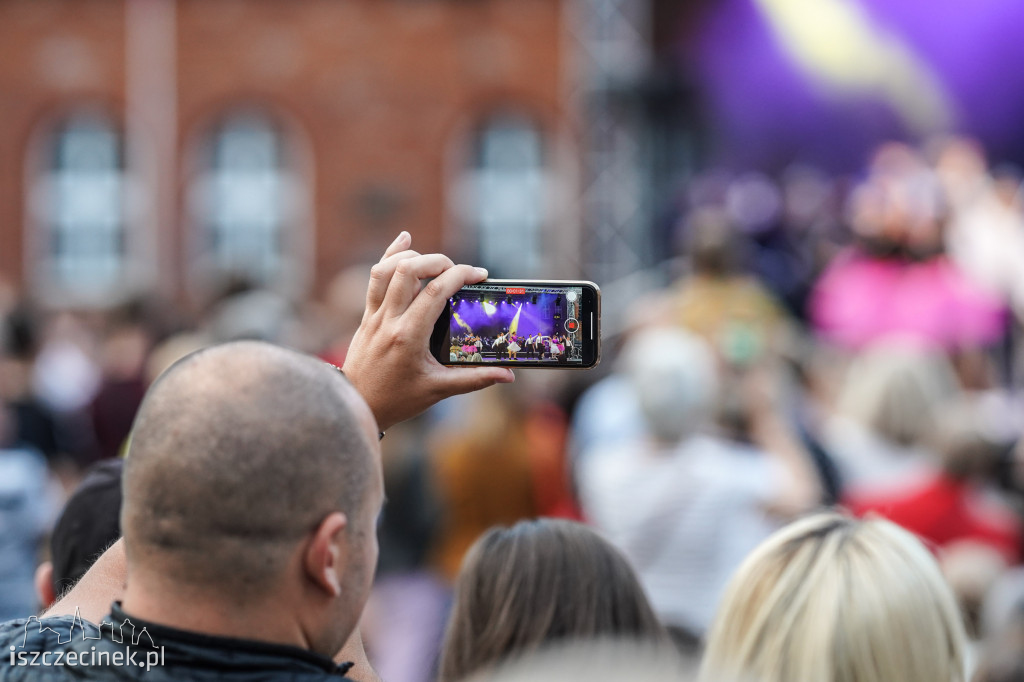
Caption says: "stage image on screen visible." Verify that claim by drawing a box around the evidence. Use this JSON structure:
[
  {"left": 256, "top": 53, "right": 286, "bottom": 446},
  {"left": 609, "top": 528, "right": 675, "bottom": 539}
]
[{"left": 446, "top": 285, "right": 585, "bottom": 364}]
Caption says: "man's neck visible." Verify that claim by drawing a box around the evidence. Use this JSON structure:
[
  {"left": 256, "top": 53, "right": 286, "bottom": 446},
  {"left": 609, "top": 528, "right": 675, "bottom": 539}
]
[{"left": 121, "top": 574, "right": 311, "bottom": 650}]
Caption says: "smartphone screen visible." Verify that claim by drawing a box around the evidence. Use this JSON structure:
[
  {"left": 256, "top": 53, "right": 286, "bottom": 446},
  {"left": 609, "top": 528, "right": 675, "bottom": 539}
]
[{"left": 430, "top": 280, "right": 600, "bottom": 369}]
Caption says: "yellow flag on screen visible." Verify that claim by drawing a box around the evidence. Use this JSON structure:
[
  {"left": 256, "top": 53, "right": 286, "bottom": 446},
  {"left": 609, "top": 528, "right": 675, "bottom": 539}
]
[{"left": 453, "top": 312, "right": 473, "bottom": 333}]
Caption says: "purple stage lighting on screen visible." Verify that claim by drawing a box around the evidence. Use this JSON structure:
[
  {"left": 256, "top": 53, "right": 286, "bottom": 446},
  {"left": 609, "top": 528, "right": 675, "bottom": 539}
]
[{"left": 449, "top": 292, "right": 565, "bottom": 339}]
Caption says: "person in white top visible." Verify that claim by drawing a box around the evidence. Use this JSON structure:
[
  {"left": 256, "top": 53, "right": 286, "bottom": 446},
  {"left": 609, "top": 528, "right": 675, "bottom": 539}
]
[
  {"left": 577, "top": 328, "right": 820, "bottom": 639},
  {"left": 525, "top": 334, "right": 537, "bottom": 359},
  {"left": 820, "top": 343, "right": 958, "bottom": 500}
]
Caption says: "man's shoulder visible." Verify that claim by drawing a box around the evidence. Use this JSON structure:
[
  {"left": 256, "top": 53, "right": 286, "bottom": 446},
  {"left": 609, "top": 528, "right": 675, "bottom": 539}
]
[
  {"left": 2, "top": 617, "right": 359, "bottom": 681},
  {"left": 0, "top": 613, "right": 102, "bottom": 650}
]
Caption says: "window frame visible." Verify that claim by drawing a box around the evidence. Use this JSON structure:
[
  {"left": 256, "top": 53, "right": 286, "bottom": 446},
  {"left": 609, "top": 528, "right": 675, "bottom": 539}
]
[
  {"left": 183, "top": 107, "right": 314, "bottom": 300},
  {"left": 25, "top": 108, "right": 148, "bottom": 306},
  {"left": 449, "top": 110, "right": 559, "bottom": 279}
]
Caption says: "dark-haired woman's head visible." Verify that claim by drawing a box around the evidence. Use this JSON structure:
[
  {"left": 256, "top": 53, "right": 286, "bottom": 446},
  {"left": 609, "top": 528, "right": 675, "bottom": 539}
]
[{"left": 439, "top": 519, "right": 668, "bottom": 682}]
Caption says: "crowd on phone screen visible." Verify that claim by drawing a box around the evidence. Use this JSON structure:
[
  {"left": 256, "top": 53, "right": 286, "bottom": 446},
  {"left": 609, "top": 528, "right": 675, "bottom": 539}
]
[
  {"left": 8, "top": 137, "right": 1024, "bottom": 681},
  {"left": 449, "top": 333, "right": 569, "bottom": 363}
]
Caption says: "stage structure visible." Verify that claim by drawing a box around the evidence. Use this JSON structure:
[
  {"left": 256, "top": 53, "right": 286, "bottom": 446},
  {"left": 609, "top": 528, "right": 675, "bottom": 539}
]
[{"left": 568, "top": 0, "right": 654, "bottom": 285}]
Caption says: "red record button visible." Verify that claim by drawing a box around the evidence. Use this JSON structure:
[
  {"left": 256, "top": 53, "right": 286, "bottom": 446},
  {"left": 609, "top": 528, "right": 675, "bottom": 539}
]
[{"left": 565, "top": 318, "right": 579, "bottom": 333}]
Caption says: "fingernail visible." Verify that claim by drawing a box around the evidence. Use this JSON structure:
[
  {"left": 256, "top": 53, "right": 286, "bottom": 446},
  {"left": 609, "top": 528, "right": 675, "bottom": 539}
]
[
  {"left": 392, "top": 231, "right": 409, "bottom": 245},
  {"left": 500, "top": 369, "right": 515, "bottom": 382},
  {"left": 475, "top": 267, "right": 489, "bottom": 278}
]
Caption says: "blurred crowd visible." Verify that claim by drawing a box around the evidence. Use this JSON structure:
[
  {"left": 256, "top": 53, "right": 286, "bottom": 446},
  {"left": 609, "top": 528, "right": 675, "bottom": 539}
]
[{"left": 8, "top": 135, "right": 1024, "bottom": 679}]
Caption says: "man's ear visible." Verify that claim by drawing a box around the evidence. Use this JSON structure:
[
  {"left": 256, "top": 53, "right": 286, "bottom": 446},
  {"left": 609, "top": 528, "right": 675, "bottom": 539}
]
[
  {"left": 304, "top": 512, "right": 349, "bottom": 598},
  {"left": 35, "top": 561, "right": 55, "bottom": 609}
]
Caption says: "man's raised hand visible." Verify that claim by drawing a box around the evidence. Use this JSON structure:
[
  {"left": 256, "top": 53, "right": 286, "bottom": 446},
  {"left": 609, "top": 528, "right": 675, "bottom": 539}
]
[{"left": 342, "top": 232, "right": 514, "bottom": 431}]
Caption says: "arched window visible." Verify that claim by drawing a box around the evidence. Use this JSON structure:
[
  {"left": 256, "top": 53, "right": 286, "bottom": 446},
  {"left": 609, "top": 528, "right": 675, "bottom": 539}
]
[
  {"left": 188, "top": 110, "right": 308, "bottom": 291},
  {"left": 457, "top": 113, "right": 548, "bottom": 277},
  {"left": 29, "top": 112, "right": 130, "bottom": 298}
]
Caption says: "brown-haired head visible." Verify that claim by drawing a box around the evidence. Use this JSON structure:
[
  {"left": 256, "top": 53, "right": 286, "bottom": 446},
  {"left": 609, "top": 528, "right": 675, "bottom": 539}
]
[{"left": 439, "top": 518, "right": 668, "bottom": 682}]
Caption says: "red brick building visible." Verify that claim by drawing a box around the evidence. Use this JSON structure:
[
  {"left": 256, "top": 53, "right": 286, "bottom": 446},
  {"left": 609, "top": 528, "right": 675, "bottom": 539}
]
[{"left": 0, "top": 0, "right": 579, "bottom": 307}]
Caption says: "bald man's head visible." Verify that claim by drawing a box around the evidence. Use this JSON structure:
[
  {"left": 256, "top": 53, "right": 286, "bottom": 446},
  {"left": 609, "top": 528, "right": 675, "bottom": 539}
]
[{"left": 121, "top": 341, "right": 379, "bottom": 599}]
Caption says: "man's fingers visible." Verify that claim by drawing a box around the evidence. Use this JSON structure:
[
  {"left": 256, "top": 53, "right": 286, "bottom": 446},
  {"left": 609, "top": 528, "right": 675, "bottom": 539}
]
[
  {"left": 365, "top": 249, "right": 421, "bottom": 314},
  {"left": 381, "top": 253, "right": 456, "bottom": 316},
  {"left": 405, "top": 264, "right": 489, "bottom": 330},
  {"left": 363, "top": 231, "right": 415, "bottom": 313},
  {"left": 382, "top": 231, "right": 411, "bottom": 259},
  {"left": 436, "top": 367, "right": 515, "bottom": 398}
]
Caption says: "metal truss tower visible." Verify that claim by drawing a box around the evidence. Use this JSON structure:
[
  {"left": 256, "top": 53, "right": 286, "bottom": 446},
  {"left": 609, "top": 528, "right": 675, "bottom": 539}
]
[{"left": 568, "top": 0, "right": 654, "bottom": 286}]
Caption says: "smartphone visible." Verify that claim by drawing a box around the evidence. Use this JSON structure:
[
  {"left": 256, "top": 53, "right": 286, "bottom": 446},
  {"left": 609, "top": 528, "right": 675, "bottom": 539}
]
[{"left": 431, "top": 280, "right": 600, "bottom": 369}]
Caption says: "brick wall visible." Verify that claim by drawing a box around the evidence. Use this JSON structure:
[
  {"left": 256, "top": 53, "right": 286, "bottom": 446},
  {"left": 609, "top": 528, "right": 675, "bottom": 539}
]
[{"left": 0, "top": 0, "right": 572, "bottom": 304}]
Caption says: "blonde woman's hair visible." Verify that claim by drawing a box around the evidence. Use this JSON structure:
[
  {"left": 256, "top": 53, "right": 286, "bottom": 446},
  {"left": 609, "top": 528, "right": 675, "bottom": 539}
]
[{"left": 700, "top": 512, "right": 967, "bottom": 682}]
